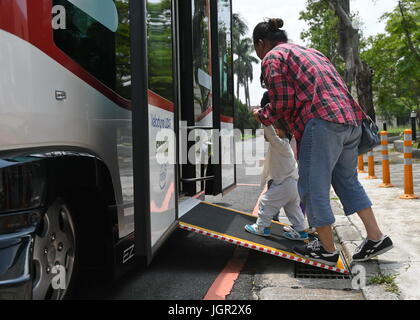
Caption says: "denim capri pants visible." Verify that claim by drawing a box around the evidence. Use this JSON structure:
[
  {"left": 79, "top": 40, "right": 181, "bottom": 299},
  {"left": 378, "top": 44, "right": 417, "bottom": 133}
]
[{"left": 298, "top": 118, "right": 373, "bottom": 228}]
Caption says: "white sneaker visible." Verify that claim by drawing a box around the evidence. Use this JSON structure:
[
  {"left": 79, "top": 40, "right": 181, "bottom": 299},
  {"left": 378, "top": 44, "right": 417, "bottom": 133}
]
[{"left": 283, "top": 225, "right": 316, "bottom": 235}]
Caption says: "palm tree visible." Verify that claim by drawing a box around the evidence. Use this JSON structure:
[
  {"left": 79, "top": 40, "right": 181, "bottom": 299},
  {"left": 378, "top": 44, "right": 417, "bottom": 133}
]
[
  {"left": 234, "top": 37, "right": 259, "bottom": 108},
  {"left": 233, "top": 13, "right": 248, "bottom": 49},
  {"left": 233, "top": 14, "right": 259, "bottom": 109}
]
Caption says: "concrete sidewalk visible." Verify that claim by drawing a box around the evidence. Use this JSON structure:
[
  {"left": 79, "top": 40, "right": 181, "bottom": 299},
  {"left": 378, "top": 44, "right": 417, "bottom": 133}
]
[{"left": 332, "top": 147, "right": 420, "bottom": 300}]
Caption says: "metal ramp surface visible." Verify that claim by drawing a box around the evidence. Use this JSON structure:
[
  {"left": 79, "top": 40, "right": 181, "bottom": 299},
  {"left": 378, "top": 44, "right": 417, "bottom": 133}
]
[{"left": 179, "top": 202, "right": 350, "bottom": 275}]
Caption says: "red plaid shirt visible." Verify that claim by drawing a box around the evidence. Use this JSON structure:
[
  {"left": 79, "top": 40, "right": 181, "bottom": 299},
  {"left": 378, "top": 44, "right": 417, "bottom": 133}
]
[{"left": 259, "top": 43, "right": 364, "bottom": 143}]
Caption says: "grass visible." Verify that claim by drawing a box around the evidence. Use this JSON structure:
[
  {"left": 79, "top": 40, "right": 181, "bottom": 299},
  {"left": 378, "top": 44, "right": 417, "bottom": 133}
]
[
  {"left": 386, "top": 127, "right": 407, "bottom": 136},
  {"left": 241, "top": 134, "right": 256, "bottom": 141},
  {"left": 368, "top": 273, "right": 400, "bottom": 296}
]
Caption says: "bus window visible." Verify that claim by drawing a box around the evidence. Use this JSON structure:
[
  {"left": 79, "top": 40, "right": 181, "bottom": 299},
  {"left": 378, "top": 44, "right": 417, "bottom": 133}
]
[
  {"left": 53, "top": 0, "right": 132, "bottom": 100},
  {"left": 147, "top": 0, "right": 174, "bottom": 102},
  {"left": 192, "top": 0, "right": 212, "bottom": 124},
  {"left": 115, "top": 1, "right": 132, "bottom": 100},
  {"left": 218, "top": 0, "right": 234, "bottom": 118},
  {"left": 53, "top": 0, "right": 116, "bottom": 90}
]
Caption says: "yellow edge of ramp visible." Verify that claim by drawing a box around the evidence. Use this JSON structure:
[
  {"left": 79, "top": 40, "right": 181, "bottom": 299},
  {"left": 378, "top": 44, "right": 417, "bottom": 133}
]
[{"left": 179, "top": 219, "right": 350, "bottom": 275}]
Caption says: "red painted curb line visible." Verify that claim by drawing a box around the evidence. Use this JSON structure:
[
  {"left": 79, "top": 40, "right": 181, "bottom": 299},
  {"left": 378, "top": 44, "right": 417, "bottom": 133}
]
[
  {"left": 203, "top": 187, "right": 266, "bottom": 300},
  {"left": 203, "top": 247, "right": 249, "bottom": 300}
]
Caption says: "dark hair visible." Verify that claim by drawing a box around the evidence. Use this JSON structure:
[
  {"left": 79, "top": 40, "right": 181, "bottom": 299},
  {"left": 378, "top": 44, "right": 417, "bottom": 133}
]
[{"left": 253, "top": 18, "right": 288, "bottom": 45}]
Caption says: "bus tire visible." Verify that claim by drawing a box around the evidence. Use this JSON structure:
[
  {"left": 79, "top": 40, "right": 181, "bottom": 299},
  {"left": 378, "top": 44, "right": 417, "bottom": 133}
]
[{"left": 32, "top": 197, "right": 80, "bottom": 300}]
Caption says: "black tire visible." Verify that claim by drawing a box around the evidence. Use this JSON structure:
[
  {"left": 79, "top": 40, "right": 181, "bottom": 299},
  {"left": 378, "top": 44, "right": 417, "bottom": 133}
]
[
  {"left": 32, "top": 188, "right": 113, "bottom": 300},
  {"left": 32, "top": 197, "right": 80, "bottom": 300},
  {"left": 62, "top": 189, "right": 114, "bottom": 299}
]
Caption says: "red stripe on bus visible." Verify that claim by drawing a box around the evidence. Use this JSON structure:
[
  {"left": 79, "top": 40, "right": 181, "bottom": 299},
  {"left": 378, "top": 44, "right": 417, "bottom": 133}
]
[
  {"left": 0, "top": 1, "right": 133, "bottom": 110},
  {"left": 220, "top": 115, "right": 234, "bottom": 123},
  {"left": 148, "top": 90, "right": 174, "bottom": 112},
  {"left": 196, "top": 107, "right": 213, "bottom": 123}
]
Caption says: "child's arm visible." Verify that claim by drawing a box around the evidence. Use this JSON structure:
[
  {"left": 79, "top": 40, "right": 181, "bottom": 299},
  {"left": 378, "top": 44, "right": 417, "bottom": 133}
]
[{"left": 263, "top": 125, "right": 290, "bottom": 151}]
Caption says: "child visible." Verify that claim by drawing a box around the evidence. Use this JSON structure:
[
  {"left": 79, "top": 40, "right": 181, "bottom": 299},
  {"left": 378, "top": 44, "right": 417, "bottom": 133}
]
[{"left": 245, "top": 119, "right": 308, "bottom": 241}]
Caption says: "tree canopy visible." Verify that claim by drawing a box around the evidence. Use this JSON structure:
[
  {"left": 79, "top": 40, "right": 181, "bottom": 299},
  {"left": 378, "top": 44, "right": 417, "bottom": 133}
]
[
  {"left": 361, "top": 0, "right": 419, "bottom": 120},
  {"left": 300, "top": 0, "right": 420, "bottom": 123}
]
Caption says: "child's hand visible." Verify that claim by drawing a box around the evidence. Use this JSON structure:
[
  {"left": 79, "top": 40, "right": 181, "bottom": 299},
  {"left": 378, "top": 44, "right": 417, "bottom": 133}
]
[{"left": 252, "top": 108, "right": 262, "bottom": 123}]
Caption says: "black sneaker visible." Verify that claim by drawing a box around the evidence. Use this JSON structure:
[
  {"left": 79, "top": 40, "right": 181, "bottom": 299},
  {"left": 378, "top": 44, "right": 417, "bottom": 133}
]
[
  {"left": 293, "top": 239, "right": 340, "bottom": 266},
  {"left": 352, "top": 235, "right": 394, "bottom": 262}
]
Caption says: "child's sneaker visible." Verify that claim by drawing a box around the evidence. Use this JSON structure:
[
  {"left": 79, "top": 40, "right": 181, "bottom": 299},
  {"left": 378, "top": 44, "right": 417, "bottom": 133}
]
[
  {"left": 283, "top": 228, "right": 308, "bottom": 241},
  {"left": 245, "top": 224, "right": 271, "bottom": 237}
]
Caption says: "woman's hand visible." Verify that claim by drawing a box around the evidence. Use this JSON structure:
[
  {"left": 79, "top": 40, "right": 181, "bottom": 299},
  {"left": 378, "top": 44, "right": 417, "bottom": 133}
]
[{"left": 252, "top": 108, "right": 262, "bottom": 123}]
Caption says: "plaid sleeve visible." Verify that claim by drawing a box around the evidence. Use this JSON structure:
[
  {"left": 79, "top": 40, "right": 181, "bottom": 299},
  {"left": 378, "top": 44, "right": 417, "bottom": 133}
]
[{"left": 258, "top": 57, "right": 296, "bottom": 126}]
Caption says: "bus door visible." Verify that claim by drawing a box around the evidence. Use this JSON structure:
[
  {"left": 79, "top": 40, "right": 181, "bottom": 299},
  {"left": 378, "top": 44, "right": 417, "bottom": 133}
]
[
  {"left": 177, "top": 0, "right": 236, "bottom": 201},
  {"left": 214, "top": 0, "right": 236, "bottom": 195},
  {"left": 131, "top": 0, "right": 179, "bottom": 263}
]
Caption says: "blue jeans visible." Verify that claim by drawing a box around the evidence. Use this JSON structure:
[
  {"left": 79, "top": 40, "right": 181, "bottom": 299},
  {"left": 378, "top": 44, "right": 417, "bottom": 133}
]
[{"left": 298, "top": 118, "right": 372, "bottom": 228}]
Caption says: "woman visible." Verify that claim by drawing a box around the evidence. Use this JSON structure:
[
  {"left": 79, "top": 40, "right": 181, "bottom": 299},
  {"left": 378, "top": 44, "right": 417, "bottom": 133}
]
[{"left": 252, "top": 18, "right": 393, "bottom": 266}]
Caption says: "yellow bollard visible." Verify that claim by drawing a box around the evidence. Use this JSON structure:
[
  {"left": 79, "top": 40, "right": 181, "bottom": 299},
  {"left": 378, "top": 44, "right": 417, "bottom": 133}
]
[
  {"left": 400, "top": 129, "right": 419, "bottom": 199},
  {"left": 366, "top": 150, "right": 378, "bottom": 180},
  {"left": 379, "top": 131, "right": 394, "bottom": 188},
  {"left": 358, "top": 155, "right": 367, "bottom": 173}
]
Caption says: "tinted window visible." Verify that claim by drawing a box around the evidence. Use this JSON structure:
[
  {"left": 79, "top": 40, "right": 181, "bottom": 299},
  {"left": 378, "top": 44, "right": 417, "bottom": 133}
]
[
  {"left": 192, "top": 0, "right": 212, "bottom": 122},
  {"left": 115, "top": 1, "right": 132, "bottom": 100},
  {"left": 53, "top": 0, "right": 132, "bottom": 100},
  {"left": 147, "top": 0, "right": 174, "bottom": 102},
  {"left": 218, "top": 0, "right": 233, "bottom": 118}
]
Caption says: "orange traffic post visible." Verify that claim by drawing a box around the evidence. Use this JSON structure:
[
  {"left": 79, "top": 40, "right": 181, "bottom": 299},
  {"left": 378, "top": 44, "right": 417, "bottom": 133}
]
[
  {"left": 358, "top": 155, "right": 367, "bottom": 173},
  {"left": 400, "top": 129, "right": 419, "bottom": 199},
  {"left": 366, "top": 150, "right": 378, "bottom": 179},
  {"left": 379, "top": 131, "right": 394, "bottom": 188}
]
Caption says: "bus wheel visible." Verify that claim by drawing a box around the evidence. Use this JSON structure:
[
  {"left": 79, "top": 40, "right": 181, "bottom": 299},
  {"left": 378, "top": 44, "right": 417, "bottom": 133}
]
[{"left": 32, "top": 198, "right": 78, "bottom": 300}]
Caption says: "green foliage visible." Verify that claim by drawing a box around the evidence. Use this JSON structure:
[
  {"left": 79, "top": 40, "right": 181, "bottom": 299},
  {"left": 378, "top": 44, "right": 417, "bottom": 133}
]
[
  {"left": 147, "top": 0, "right": 174, "bottom": 101},
  {"left": 115, "top": 0, "right": 174, "bottom": 101},
  {"left": 234, "top": 99, "right": 261, "bottom": 133},
  {"left": 299, "top": 0, "right": 420, "bottom": 122},
  {"left": 361, "top": 0, "right": 420, "bottom": 121},
  {"left": 299, "top": 0, "right": 346, "bottom": 75},
  {"left": 368, "top": 273, "right": 401, "bottom": 295}
]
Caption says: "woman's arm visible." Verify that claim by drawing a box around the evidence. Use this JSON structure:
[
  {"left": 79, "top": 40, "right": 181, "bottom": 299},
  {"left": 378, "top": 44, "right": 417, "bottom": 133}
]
[{"left": 258, "top": 58, "right": 296, "bottom": 126}]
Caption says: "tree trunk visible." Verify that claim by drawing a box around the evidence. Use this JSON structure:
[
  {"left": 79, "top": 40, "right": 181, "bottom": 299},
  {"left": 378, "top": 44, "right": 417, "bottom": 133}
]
[
  {"left": 236, "top": 76, "right": 240, "bottom": 101},
  {"left": 356, "top": 61, "right": 375, "bottom": 121},
  {"left": 245, "top": 80, "right": 249, "bottom": 109},
  {"left": 328, "top": 0, "right": 376, "bottom": 119}
]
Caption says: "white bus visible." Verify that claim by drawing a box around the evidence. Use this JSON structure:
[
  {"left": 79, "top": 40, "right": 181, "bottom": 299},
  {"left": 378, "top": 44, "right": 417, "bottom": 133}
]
[{"left": 0, "top": 0, "right": 236, "bottom": 299}]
